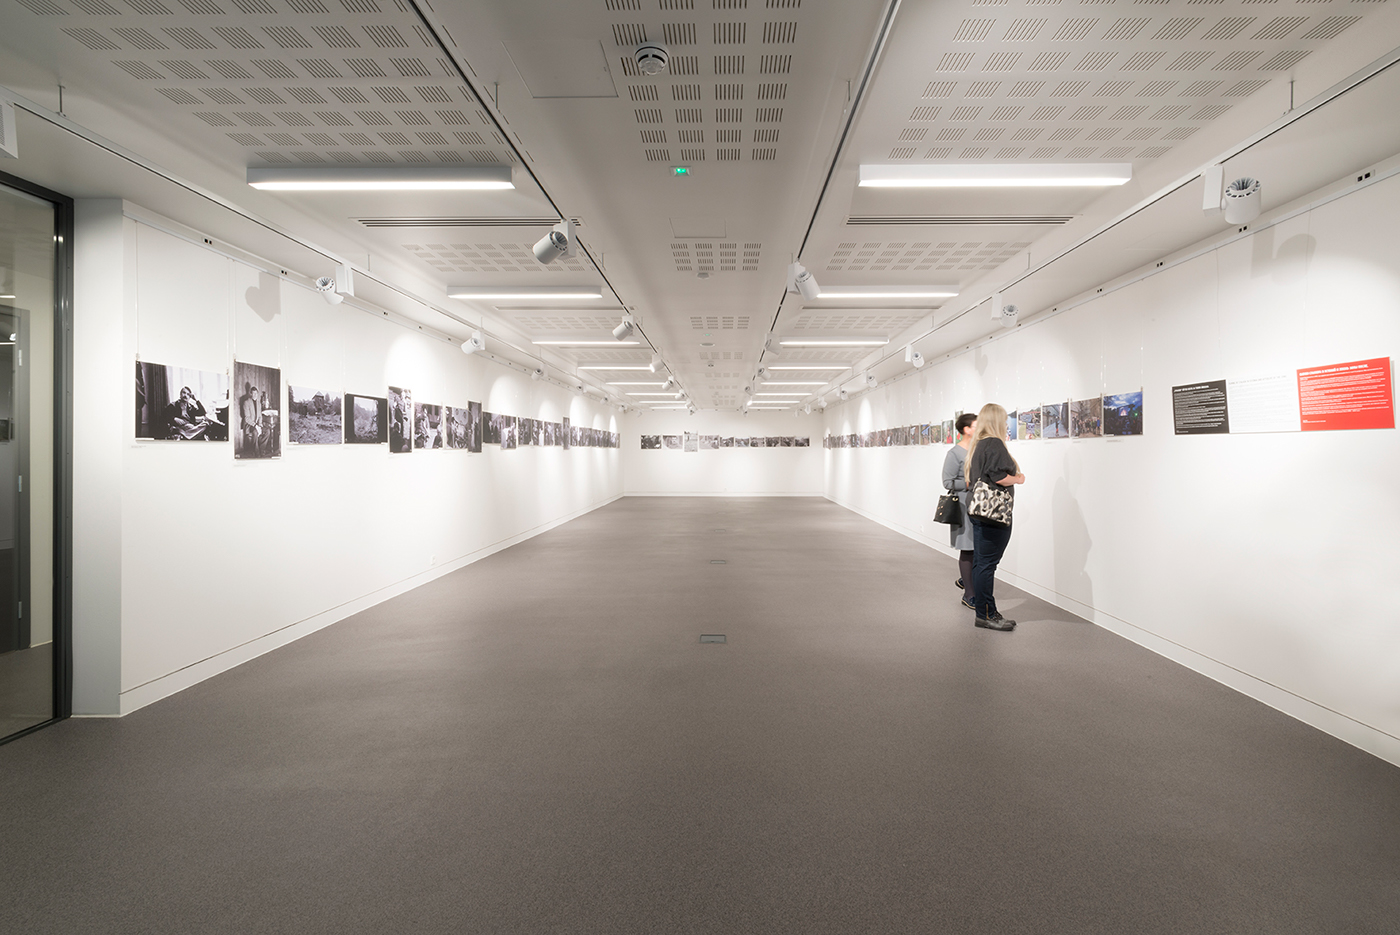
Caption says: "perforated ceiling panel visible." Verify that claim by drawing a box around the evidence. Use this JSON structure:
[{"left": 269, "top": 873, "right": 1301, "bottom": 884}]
[
  {"left": 878, "top": 1, "right": 1372, "bottom": 165},
  {"left": 22, "top": 0, "right": 514, "bottom": 168},
  {"left": 825, "top": 240, "right": 1031, "bottom": 271},
  {"left": 786, "top": 311, "right": 926, "bottom": 333},
  {"left": 671, "top": 241, "right": 761, "bottom": 272},
  {"left": 402, "top": 242, "right": 589, "bottom": 273},
  {"left": 608, "top": 0, "right": 802, "bottom": 166},
  {"left": 689, "top": 313, "right": 751, "bottom": 330}
]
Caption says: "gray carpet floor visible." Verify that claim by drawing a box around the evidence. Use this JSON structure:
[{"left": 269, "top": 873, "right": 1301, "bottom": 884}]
[{"left": 2, "top": 497, "right": 1398, "bottom": 934}]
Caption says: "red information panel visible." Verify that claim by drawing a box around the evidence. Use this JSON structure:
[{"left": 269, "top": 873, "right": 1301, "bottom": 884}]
[{"left": 1296, "top": 357, "right": 1394, "bottom": 431}]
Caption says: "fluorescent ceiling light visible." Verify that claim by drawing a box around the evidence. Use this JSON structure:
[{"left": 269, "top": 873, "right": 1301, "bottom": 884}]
[
  {"left": 247, "top": 165, "right": 514, "bottom": 191},
  {"left": 747, "top": 407, "right": 790, "bottom": 410},
  {"left": 0, "top": 294, "right": 14, "bottom": 299},
  {"left": 779, "top": 339, "right": 889, "bottom": 347},
  {"left": 628, "top": 392, "right": 683, "bottom": 397},
  {"left": 608, "top": 382, "right": 668, "bottom": 386},
  {"left": 448, "top": 286, "right": 603, "bottom": 300},
  {"left": 815, "top": 288, "right": 958, "bottom": 299},
  {"left": 755, "top": 393, "right": 804, "bottom": 397},
  {"left": 533, "top": 340, "right": 641, "bottom": 346},
  {"left": 769, "top": 365, "right": 851, "bottom": 371},
  {"left": 859, "top": 163, "right": 1132, "bottom": 188},
  {"left": 760, "top": 382, "right": 825, "bottom": 386},
  {"left": 579, "top": 365, "right": 656, "bottom": 370}
]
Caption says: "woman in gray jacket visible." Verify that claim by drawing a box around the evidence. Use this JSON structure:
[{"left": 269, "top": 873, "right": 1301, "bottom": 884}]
[{"left": 941, "top": 413, "right": 978, "bottom": 609}]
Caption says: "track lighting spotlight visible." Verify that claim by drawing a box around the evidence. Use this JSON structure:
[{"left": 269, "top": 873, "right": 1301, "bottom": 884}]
[
  {"left": 315, "top": 276, "right": 343, "bottom": 305},
  {"left": 904, "top": 345, "right": 925, "bottom": 368},
  {"left": 998, "top": 305, "right": 1019, "bottom": 328},
  {"left": 612, "top": 313, "right": 636, "bottom": 341},
  {"left": 787, "top": 262, "right": 820, "bottom": 300},
  {"left": 864, "top": 372, "right": 877, "bottom": 388},
  {"left": 756, "top": 366, "right": 770, "bottom": 380},
  {"left": 461, "top": 330, "right": 485, "bottom": 354},
  {"left": 1222, "top": 177, "right": 1262, "bottom": 224},
  {"left": 662, "top": 376, "right": 675, "bottom": 390},
  {"left": 764, "top": 334, "right": 782, "bottom": 358},
  {"left": 839, "top": 389, "right": 849, "bottom": 401},
  {"left": 533, "top": 219, "right": 575, "bottom": 265},
  {"left": 316, "top": 262, "right": 354, "bottom": 304},
  {"left": 649, "top": 354, "right": 662, "bottom": 373},
  {"left": 531, "top": 367, "right": 543, "bottom": 380},
  {"left": 817, "top": 397, "right": 827, "bottom": 411}
]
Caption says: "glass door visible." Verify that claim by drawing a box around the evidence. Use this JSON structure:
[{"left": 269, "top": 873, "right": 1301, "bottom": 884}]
[{"left": 0, "top": 178, "right": 59, "bottom": 743}]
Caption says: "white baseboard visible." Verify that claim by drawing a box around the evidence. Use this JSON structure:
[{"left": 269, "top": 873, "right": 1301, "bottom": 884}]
[
  {"left": 622, "top": 491, "right": 824, "bottom": 497},
  {"left": 827, "top": 495, "right": 1400, "bottom": 770},
  {"left": 110, "top": 494, "right": 623, "bottom": 717}
]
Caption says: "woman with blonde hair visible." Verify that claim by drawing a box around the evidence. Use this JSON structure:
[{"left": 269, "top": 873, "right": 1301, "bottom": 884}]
[{"left": 965, "top": 402, "right": 1025, "bottom": 632}]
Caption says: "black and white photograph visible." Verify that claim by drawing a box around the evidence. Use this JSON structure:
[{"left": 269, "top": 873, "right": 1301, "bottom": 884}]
[
  {"left": 1042, "top": 402, "right": 1070, "bottom": 439},
  {"left": 517, "top": 417, "right": 532, "bottom": 447},
  {"left": 501, "top": 414, "right": 517, "bottom": 450},
  {"left": 641, "top": 435, "right": 661, "bottom": 449},
  {"left": 445, "top": 406, "right": 471, "bottom": 449},
  {"left": 344, "top": 393, "right": 387, "bottom": 444},
  {"left": 467, "top": 401, "right": 482, "bottom": 452},
  {"left": 1102, "top": 391, "right": 1144, "bottom": 436},
  {"left": 795, "top": 436, "right": 810, "bottom": 447},
  {"left": 721, "top": 436, "right": 734, "bottom": 448},
  {"left": 233, "top": 360, "right": 282, "bottom": 460},
  {"left": 780, "top": 436, "right": 793, "bottom": 447},
  {"left": 1071, "top": 397, "right": 1103, "bottom": 438},
  {"left": 700, "top": 434, "right": 720, "bottom": 450},
  {"left": 562, "top": 416, "right": 571, "bottom": 450},
  {"left": 663, "top": 435, "right": 681, "bottom": 449},
  {"left": 414, "top": 402, "right": 443, "bottom": 450},
  {"left": 734, "top": 436, "right": 751, "bottom": 448},
  {"left": 288, "top": 386, "right": 341, "bottom": 444},
  {"left": 532, "top": 418, "right": 544, "bottom": 446},
  {"left": 135, "top": 360, "right": 229, "bottom": 441},
  {"left": 482, "top": 411, "right": 500, "bottom": 446},
  {"left": 684, "top": 432, "right": 697, "bottom": 452},
  {"left": 388, "top": 386, "right": 412, "bottom": 453}
]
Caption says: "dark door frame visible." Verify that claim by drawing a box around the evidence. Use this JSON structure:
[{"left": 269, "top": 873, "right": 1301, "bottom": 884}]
[{"left": 0, "top": 167, "right": 74, "bottom": 744}]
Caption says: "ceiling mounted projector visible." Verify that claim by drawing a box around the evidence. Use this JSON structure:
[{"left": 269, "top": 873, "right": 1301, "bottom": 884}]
[
  {"left": 461, "top": 330, "right": 485, "bottom": 355},
  {"left": 533, "top": 219, "right": 575, "bottom": 265},
  {"left": 612, "top": 313, "right": 635, "bottom": 341},
  {"left": 635, "top": 42, "right": 669, "bottom": 76},
  {"left": 1222, "top": 177, "right": 1262, "bottom": 224},
  {"left": 788, "top": 262, "right": 820, "bottom": 300}
]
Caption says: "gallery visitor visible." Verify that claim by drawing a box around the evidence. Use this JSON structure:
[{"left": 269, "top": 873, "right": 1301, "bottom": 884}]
[
  {"left": 965, "top": 402, "right": 1025, "bottom": 632},
  {"left": 941, "top": 413, "right": 978, "bottom": 610}
]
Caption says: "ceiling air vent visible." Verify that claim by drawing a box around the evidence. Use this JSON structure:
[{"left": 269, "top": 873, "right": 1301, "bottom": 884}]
[{"left": 846, "top": 216, "right": 1074, "bottom": 226}]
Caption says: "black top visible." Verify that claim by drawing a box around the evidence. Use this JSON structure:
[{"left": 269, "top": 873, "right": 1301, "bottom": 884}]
[{"left": 968, "top": 436, "right": 1017, "bottom": 495}]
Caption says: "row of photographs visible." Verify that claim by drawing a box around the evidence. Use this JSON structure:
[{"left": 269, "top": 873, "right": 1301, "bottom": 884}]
[
  {"left": 823, "top": 391, "right": 1145, "bottom": 448},
  {"left": 135, "top": 360, "right": 618, "bottom": 459},
  {"left": 640, "top": 434, "right": 812, "bottom": 450}
]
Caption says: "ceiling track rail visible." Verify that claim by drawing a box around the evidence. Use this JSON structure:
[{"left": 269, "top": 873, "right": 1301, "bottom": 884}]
[
  {"left": 0, "top": 84, "right": 623, "bottom": 399},
  {"left": 402, "top": 0, "right": 682, "bottom": 408},
  {"left": 759, "top": 0, "right": 906, "bottom": 361},
  {"left": 808, "top": 38, "right": 1400, "bottom": 404}
]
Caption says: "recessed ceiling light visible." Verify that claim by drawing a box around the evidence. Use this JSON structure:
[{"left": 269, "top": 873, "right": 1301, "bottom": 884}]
[
  {"left": 533, "top": 340, "right": 642, "bottom": 346},
  {"left": 859, "top": 163, "right": 1132, "bottom": 188},
  {"left": 449, "top": 286, "right": 603, "bottom": 300},
  {"left": 247, "top": 165, "right": 514, "bottom": 191},
  {"left": 700, "top": 342, "right": 714, "bottom": 347},
  {"left": 779, "top": 339, "right": 889, "bottom": 347},
  {"left": 815, "top": 288, "right": 958, "bottom": 299}
]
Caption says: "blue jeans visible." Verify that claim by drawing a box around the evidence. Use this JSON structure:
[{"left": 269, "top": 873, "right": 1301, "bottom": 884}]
[{"left": 972, "top": 521, "right": 1013, "bottom": 618}]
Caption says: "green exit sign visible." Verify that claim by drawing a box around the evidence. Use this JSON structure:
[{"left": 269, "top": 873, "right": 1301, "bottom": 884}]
[{"left": 671, "top": 166, "right": 691, "bottom": 177}]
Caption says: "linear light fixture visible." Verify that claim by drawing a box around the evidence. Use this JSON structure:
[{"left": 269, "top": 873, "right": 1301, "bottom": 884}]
[
  {"left": 779, "top": 338, "right": 889, "bottom": 347},
  {"left": 608, "top": 382, "right": 668, "bottom": 386},
  {"left": 759, "top": 382, "right": 826, "bottom": 386},
  {"left": 768, "top": 365, "right": 851, "bottom": 371},
  {"left": 448, "top": 286, "right": 603, "bottom": 300},
  {"left": 247, "top": 165, "right": 514, "bottom": 191},
  {"left": 533, "top": 340, "right": 642, "bottom": 346},
  {"left": 579, "top": 365, "right": 656, "bottom": 370},
  {"left": 628, "top": 392, "right": 684, "bottom": 397},
  {"left": 815, "top": 287, "right": 958, "bottom": 299},
  {"left": 859, "top": 163, "right": 1132, "bottom": 188},
  {"left": 755, "top": 393, "right": 804, "bottom": 397}
]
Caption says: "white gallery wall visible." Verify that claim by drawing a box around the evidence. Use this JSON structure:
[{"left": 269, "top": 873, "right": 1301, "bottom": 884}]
[
  {"left": 622, "top": 409, "right": 823, "bottom": 495},
  {"left": 822, "top": 172, "right": 1400, "bottom": 766},
  {"left": 73, "top": 200, "right": 623, "bottom": 716}
]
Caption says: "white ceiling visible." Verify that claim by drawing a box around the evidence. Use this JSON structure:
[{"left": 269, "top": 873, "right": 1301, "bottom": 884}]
[{"left": 0, "top": 0, "right": 1396, "bottom": 408}]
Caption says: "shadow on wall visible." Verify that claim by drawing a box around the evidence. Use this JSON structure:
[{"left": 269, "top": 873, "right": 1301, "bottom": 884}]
[
  {"left": 1251, "top": 227, "right": 1316, "bottom": 283},
  {"left": 1052, "top": 449, "right": 1094, "bottom": 611},
  {"left": 245, "top": 271, "right": 283, "bottom": 323}
]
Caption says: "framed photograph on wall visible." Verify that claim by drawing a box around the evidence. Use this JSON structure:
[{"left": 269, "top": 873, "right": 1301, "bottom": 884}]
[
  {"left": 414, "top": 401, "right": 443, "bottom": 449},
  {"left": 344, "top": 394, "right": 388, "bottom": 444},
  {"left": 135, "top": 360, "right": 229, "bottom": 442},
  {"left": 387, "top": 386, "right": 412, "bottom": 453},
  {"left": 289, "top": 386, "right": 341, "bottom": 444},
  {"left": 233, "top": 360, "right": 282, "bottom": 460}
]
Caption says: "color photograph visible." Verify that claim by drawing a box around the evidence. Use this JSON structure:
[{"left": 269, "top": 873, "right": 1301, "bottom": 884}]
[
  {"left": 233, "top": 360, "right": 281, "bottom": 460},
  {"left": 388, "top": 386, "right": 412, "bottom": 453},
  {"left": 1018, "top": 408, "right": 1041, "bottom": 440},
  {"left": 1102, "top": 391, "right": 1144, "bottom": 436},
  {"left": 344, "top": 394, "right": 387, "bottom": 444},
  {"left": 1042, "top": 402, "right": 1070, "bottom": 439},
  {"left": 1071, "top": 397, "right": 1103, "bottom": 438},
  {"left": 1006, "top": 411, "right": 1017, "bottom": 442},
  {"left": 135, "top": 360, "right": 229, "bottom": 441},
  {"left": 414, "top": 402, "right": 443, "bottom": 449},
  {"left": 289, "top": 386, "right": 341, "bottom": 444},
  {"left": 941, "top": 420, "right": 954, "bottom": 444}
]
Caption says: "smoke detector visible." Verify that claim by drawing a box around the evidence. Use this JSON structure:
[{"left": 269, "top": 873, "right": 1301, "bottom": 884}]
[{"left": 635, "top": 43, "right": 669, "bottom": 77}]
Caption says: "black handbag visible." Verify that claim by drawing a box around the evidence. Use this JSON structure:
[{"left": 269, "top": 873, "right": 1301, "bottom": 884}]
[{"left": 934, "top": 490, "right": 962, "bottom": 524}]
